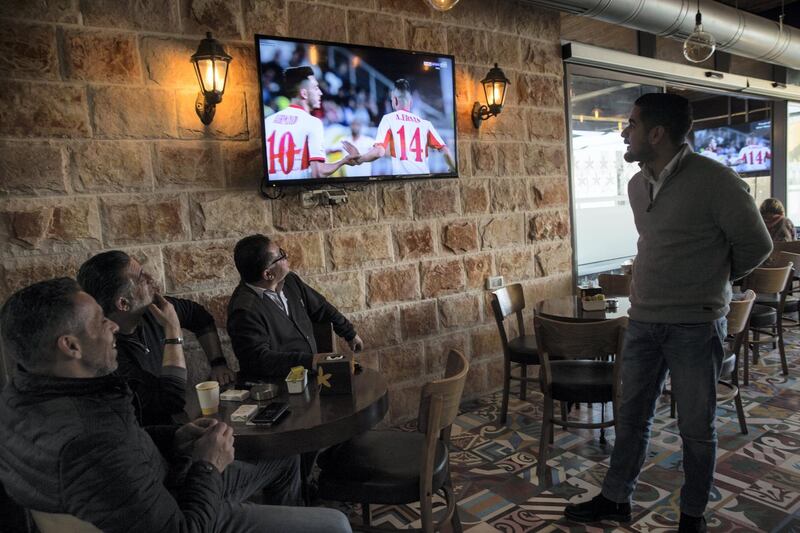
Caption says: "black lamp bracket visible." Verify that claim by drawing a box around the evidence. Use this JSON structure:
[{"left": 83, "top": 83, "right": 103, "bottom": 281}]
[
  {"left": 472, "top": 102, "right": 499, "bottom": 129},
  {"left": 195, "top": 92, "right": 216, "bottom": 125}
]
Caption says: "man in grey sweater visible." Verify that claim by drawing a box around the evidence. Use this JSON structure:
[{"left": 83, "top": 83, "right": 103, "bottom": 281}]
[{"left": 564, "top": 93, "right": 772, "bottom": 532}]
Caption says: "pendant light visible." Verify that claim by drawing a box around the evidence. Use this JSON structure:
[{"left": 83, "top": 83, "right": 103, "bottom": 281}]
[{"left": 683, "top": 0, "right": 716, "bottom": 63}]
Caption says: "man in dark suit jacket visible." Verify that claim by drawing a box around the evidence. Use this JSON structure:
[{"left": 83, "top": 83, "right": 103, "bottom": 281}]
[{"left": 227, "top": 234, "right": 363, "bottom": 380}]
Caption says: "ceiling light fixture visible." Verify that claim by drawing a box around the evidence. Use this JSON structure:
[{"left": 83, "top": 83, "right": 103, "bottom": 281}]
[
  {"left": 683, "top": 0, "right": 716, "bottom": 63},
  {"left": 425, "top": 0, "right": 460, "bottom": 11}
]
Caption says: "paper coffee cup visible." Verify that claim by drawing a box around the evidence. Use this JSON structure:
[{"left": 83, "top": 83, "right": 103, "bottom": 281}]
[{"left": 195, "top": 381, "right": 220, "bottom": 415}]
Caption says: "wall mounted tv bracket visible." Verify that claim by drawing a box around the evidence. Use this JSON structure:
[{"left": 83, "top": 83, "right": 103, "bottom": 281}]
[{"left": 300, "top": 189, "right": 349, "bottom": 208}]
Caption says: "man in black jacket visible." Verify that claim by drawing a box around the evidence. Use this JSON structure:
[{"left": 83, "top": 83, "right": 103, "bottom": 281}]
[
  {"left": 0, "top": 278, "right": 351, "bottom": 532},
  {"left": 78, "top": 250, "right": 236, "bottom": 426},
  {"left": 228, "top": 234, "right": 363, "bottom": 380}
]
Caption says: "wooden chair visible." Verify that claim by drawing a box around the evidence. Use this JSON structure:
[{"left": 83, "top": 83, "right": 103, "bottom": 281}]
[
  {"left": 741, "top": 263, "right": 793, "bottom": 384},
  {"left": 317, "top": 350, "right": 468, "bottom": 533},
  {"left": 533, "top": 315, "right": 626, "bottom": 478},
  {"left": 768, "top": 251, "right": 800, "bottom": 326},
  {"left": 490, "top": 284, "right": 539, "bottom": 424},
  {"left": 29, "top": 510, "right": 101, "bottom": 533},
  {"left": 597, "top": 273, "right": 632, "bottom": 297}
]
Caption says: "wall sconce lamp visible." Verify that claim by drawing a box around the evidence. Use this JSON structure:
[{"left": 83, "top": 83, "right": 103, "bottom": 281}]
[
  {"left": 191, "top": 32, "right": 232, "bottom": 125},
  {"left": 472, "top": 63, "right": 510, "bottom": 129},
  {"left": 425, "top": 0, "right": 460, "bottom": 10}
]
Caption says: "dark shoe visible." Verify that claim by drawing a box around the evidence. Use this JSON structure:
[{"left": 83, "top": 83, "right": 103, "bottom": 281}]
[
  {"left": 564, "top": 494, "right": 631, "bottom": 523},
  {"left": 678, "top": 513, "right": 707, "bottom": 532}
]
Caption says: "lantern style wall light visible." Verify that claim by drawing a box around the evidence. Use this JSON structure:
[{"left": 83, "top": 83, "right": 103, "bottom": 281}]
[
  {"left": 472, "top": 63, "right": 510, "bottom": 129},
  {"left": 191, "top": 32, "right": 232, "bottom": 125},
  {"left": 425, "top": 0, "right": 460, "bottom": 10}
]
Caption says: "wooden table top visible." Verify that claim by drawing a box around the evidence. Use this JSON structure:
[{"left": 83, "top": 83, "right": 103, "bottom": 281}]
[{"left": 535, "top": 295, "right": 631, "bottom": 321}]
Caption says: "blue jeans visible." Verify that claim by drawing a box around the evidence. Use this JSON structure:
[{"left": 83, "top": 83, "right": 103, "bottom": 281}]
[{"left": 601, "top": 318, "right": 726, "bottom": 517}]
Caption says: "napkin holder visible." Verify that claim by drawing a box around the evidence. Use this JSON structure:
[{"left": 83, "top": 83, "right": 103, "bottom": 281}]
[{"left": 315, "top": 353, "right": 354, "bottom": 395}]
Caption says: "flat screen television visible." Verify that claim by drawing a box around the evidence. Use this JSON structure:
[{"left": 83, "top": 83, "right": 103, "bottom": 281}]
[
  {"left": 254, "top": 34, "right": 458, "bottom": 187},
  {"left": 692, "top": 120, "right": 772, "bottom": 176}
]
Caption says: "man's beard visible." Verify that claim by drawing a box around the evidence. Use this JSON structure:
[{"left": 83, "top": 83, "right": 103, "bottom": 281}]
[{"left": 624, "top": 144, "right": 656, "bottom": 164}]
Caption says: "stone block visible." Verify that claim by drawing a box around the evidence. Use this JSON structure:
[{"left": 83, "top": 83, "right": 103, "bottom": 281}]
[
  {"left": 63, "top": 29, "right": 141, "bottom": 83},
  {"left": 507, "top": 5, "right": 559, "bottom": 41},
  {"left": 380, "top": 184, "right": 411, "bottom": 219},
  {"left": 480, "top": 214, "right": 524, "bottom": 249},
  {"left": 0, "top": 253, "right": 89, "bottom": 302},
  {"left": 181, "top": 288, "right": 232, "bottom": 331},
  {"left": 100, "top": 194, "right": 189, "bottom": 246},
  {"left": 225, "top": 43, "right": 258, "bottom": 88},
  {"left": 243, "top": 0, "right": 288, "bottom": 37},
  {"left": 163, "top": 241, "right": 237, "bottom": 292},
  {"left": 526, "top": 110, "right": 566, "bottom": 143},
  {"left": 529, "top": 211, "right": 570, "bottom": 241},
  {"left": 471, "top": 143, "right": 496, "bottom": 176},
  {"left": 92, "top": 86, "right": 177, "bottom": 138},
  {"left": 0, "top": 22, "right": 58, "bottom": 80},
  {"left": 517, "top": 74, "right": 563, "bottom": 108},
  {"left": 470, "top": 323, "right": 503, "bottom": 360},
  {"left": 560, "top": 13, "right": 638, "bottom": 54},
  {"left": 1, "top": 81, "right": 90, "bottom": 138},
  {"left": 521, "top": 39, "right": 562, "bottom": 76},
  {"left": 80, "top": 0, "right": 177, "bottom": 31},
  {"left": 438, "top": 293, "right": 480, "bottom": 328},
  {"left": 328, "top": 226, "right": 393, "bottom": 270},
  {"left": 349, "top": 307, "right": 400, "bottom": 350},
  {"left": 223, "top": 142, "right": 263, "bottom": 189},
  {"left": 420, "top": 258, "right": 465, "bottom": 298},
  {"left": 332, "top": 187, "right": 378, "bottom": 227},
  {"left": 532, "top": 177, "right": 568, "bottom": 207},
  {"left": 442, "top": 221, "right": 478, "bottom": 254},
  {"left": 380, "top": 341, "right": 425, "bottom": 383},
  {"left": 367, "top": 264, "right": 419, "bottom": 307},
  {"left": 273, "top": 194, "right": 331, "bottom": 231},
  {"left": 496, "top": 143, "right": 523, "bottom": 176},
  {"left": 177, "top": 89, "right": 248, "bottom": 140},
  {"left": 142, "top": 37, "right": 197, "bottom": 87},
  {"left": 154, "top": 141, "right": 223, "bottom": 189},
  {"left": 497, "top": 248, "right": 534, "bottom": 283},
  {"left": 488, "top": 34, "right": 521, "bottom": 69},
  {"left": 406, "top": 21, "right": 446, "bottom": 53},
  {"left": 440, "top": 0, "right": 500, "bottom": 30},
  {"left": 463, "top": 359, "right": 488, "bottom": 397},
  {"left": 181, "top": 0, "right": 242, "bottom": 38},
  {"left": 0, "top": 0, "right": 77, "bottom": 22},
  {"left": 189, "top": 191, "right": 271, "bottom": 241},
  {"left": 535, "top": 241, "right": 572, "bottom": 277},
  {"left": 348, "top": 10, "right": 405, "bottom": 49},
  {"left": 424, "top": 332, "right": 469, "bottom": 374},
  {"left": 460, "top": 179, "right": 490, "bottom": 214},
  {"left": 400, "top": 300, "right": 438, "bottom": 340},
  {"left": 457, "top": 141, "right": 472, "bottom": 177},
  {"left": 479, "top": 106, "right": 525, "bottom": 141},
  {"left": 307, "top": 272, "right": 364, "bottom": 313},
  {"left": 525, "top": 273, "right": 573, "bottom": 305},
  {"left": 412, "top": 182, "right": 459, "bottom": 219},
  {"left": 379, "top": 0, "right": 430, "bottom": 16},
  {"left": 69, "top": 141, "right": 152, "bottom": 193},
  {"left": 280, "top": 232, "right": 325, "bottom": 275},
  {"left": 491, "top": 178, "right": 531, "bottom": 212},
  {"left": 523, "top": 145, "right": 566, "bottom": 176},
  {"left": 288, "top": 3, "right": 347, "bottom": 43},
  {"left": 0, "top": 197, "right": 101, "bottom": 254},
  {"left": 394, "top": 222, "right": 435, "bottom": 260},
  {"left": 0, "top": 141, "right": 67, "bottom": 195},
  {"left": 447, "top": 27, "right": 488, "bottom": 64},
  {"left": 464, "top": 252, "right": 494, "bottom": 290},
  {"left": 386, "top": 382, "right": 423, "bottom": 425}
]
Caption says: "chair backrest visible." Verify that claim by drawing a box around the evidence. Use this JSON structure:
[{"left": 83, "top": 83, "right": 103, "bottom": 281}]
[
  {"left": 597, "top": 273, "right": 632, "bottom": 297},
  {"left": 727, "top": 290, "right": 756, "bottom": 336},
  {"left": 417, "top": 349, "right": 469, "bottom": 437},
  {"left": 30, "top": 510, "right": 102, "bottom": 533},
  {"left": 742, "top": 263, "right": 793, "bottom": 293},
  {"left": 534, "top": 315, "right": 626, "bottom": 362},
  {"left": 775, "top": 251, "right": 800, "bottom": 270},
  {"left": 490, "top": 283, "right": 526, "bottom": 343}
]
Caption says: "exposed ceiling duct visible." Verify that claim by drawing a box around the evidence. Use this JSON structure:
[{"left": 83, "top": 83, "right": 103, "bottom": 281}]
[{"left": 519, "top": 0, "right": 800, "bottom": 69}]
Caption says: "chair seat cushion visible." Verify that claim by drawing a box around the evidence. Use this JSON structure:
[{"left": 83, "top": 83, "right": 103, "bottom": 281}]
[
  {"left": 549, "top": 360, "right": 614, "bottom": 403},
  {"left": 749, "top": 304, "right": 777, "bottom": 328},
  {"left": 317, "top": 430, "right": 449, "bottom": 505},
  {"left": 508, "top": 335, "right": 539, "bottom": 364},
  {"left": 756, "top": 293, "right": 799, "bottom": 313}
]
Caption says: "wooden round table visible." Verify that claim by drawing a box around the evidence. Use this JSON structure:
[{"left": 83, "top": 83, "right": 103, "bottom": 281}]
[
  {"left": 535, "top": 295, "right": 631, "bottom": 321},
  {"left": 186, "top": 368, "right": 389, "bottom": 460}
]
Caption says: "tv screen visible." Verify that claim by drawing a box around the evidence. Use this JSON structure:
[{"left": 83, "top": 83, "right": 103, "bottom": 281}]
[
  {"left": 692, "top": 120, "right": 772, "bottom": 176},
  {"left": 255, "top": 35, "right": 458, "bottom": 186}
]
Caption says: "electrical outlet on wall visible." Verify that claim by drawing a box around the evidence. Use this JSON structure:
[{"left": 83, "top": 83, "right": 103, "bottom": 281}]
[{"left": 485, "top": 276, "right": 505, "bottom": 290}]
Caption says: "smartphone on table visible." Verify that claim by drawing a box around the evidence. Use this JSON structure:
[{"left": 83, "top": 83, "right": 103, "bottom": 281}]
[{"left": 250, "top": 401, "right": 289, "bottom": 426}]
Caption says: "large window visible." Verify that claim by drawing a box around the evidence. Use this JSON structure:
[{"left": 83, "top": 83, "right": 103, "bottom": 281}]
[{"left": 786, "top": 102, "right": 800, "bottom": 224}]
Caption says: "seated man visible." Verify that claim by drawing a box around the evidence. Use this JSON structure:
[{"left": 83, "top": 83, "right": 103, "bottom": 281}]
[
  {"left": 228, "top": 234, "right": 363, "bottom": 379},
  {"left": 77, "top": 251, "right": 236, "bottom": 426},
  {"left": 0, "top": 278, "right": 351, "bottom": 533}
]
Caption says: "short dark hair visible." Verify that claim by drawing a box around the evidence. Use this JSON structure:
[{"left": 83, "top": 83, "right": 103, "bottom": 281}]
[
  {"left": 284, "top": 66, "right": 314, "bottom": 99},
  {"left": 234, "top": 234, "right": 274, "bottom": 284},
  {"left": 0, "top": 278, "right": 83, "bottom": 371},
  {"left": 760, "top": 197, "right": 785, "bottom": 217},
  {"left": 77, "top": 251, "right": 131, "bottom": 315},
  {"left": 634, "top": 93, "right": 693, "bottom": 146}
]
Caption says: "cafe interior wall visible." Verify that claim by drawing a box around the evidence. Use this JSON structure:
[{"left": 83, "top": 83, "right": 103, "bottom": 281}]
[{"left": 0, "top": 0, "right": 577, "bottom": 424}]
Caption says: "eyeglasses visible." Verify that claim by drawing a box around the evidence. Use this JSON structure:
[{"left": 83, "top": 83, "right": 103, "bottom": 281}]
[{"left": 267, "top": 248, "right": 288, "bottom": 269}]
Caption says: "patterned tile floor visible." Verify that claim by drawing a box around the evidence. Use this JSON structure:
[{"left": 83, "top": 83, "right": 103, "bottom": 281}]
[{"left": 331, "top": 335, "right": 800, "bottom": 532}]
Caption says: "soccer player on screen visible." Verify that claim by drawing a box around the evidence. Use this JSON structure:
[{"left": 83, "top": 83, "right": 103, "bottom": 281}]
[
  {"left": 264, "top": 66, "right": 354, "bottom": 180},
  {"left": 347, "top": 79, "right": 455, "bottom": 176},
  {"left": 735, "top": 136, "right": 771, "bottom": 173}
]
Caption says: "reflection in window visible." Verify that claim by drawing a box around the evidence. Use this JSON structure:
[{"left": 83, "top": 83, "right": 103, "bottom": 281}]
[{"left": 786, "top": 103, "right": 800, "bottom": 226}]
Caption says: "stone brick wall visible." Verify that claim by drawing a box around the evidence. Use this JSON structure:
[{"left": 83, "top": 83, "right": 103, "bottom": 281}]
[{"left": 0, "top": 0, "right": 573, "bottom": 423}]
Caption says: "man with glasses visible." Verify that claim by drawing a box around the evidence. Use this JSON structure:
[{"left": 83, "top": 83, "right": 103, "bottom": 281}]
[
  {"left": 228, "top": 234, "right": 363, "bottom": 380},
  {"left": 77, "top": 251, "right": 237, "bottom": 426}
]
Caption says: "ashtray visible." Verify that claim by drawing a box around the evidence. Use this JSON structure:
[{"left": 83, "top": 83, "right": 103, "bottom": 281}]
[{"left": 251, "top": 384, "right": 279, "bottom": 401}]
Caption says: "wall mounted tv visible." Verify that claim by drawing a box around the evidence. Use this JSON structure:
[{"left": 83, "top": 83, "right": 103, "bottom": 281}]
[
  {"left": 255, "top": 34, "right": 458, "bottom": 187},
  {"left": 692, "top": 120, "right": 772, "bottom": 176}
]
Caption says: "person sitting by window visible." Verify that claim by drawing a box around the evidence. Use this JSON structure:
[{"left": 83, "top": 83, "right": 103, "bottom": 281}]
[{"left": 760, "top": 197, "right": 796, "bottom": 242}]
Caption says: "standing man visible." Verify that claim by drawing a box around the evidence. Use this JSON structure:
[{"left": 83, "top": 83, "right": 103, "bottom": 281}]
[
  {"left": 77, "top": 251, "right": 236, "bottom": 426},
  {"left": 227, "top": 234, "right": 363, "bottom": 380},
  {"left": 564, "top": 93, "right": 772, "bottom": 532},
  {"left": 349, "top": 78, "right": 455, "bottom": 176},
  {"left": 264, "top": 66, "right": 355, "bottom": 181}
]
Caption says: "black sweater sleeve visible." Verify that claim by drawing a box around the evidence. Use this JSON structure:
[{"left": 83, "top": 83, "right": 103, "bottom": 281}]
[{"left": 168, "top": 296, "right": 217, "bottom": 336}]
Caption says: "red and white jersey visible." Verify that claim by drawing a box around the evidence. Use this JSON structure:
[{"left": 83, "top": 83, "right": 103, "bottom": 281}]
[
  {"left": 736, "top": 144, "right": 771, "bottom": 172},
  {"left": 374, "top": 111, "right": 446, "bottom": 175},
  {"left": 264, "top": 104, "right": 325, "bottom": 181}
]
